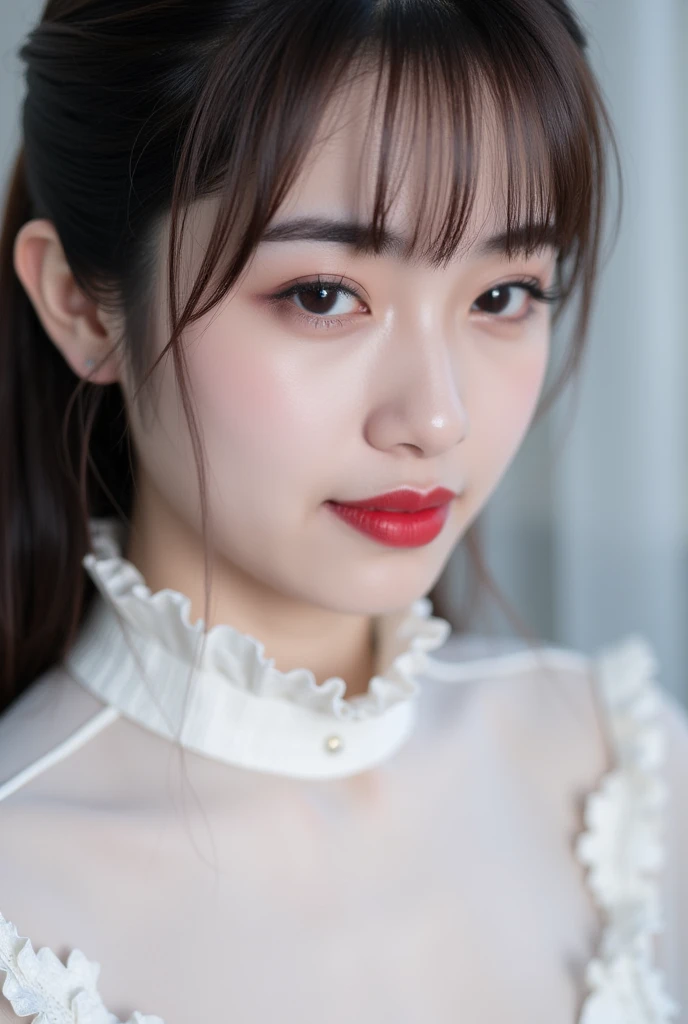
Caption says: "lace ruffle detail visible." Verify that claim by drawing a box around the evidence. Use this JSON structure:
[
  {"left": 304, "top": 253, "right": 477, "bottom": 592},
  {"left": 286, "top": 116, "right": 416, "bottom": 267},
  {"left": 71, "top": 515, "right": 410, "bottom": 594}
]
[
  {"left": 0, "top": 913, "right": 164, "bottom": 1024},
  {"left": 82, "top": 517, "right": 452, "bottom": 723},
  {"left": 575, "top": 636, "right": 681, "bottom": 1023}
]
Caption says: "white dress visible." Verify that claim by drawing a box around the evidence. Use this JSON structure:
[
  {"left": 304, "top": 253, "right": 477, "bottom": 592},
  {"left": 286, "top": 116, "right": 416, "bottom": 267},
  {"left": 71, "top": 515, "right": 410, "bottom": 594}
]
[{"left": 0, "top": 516, "right": 686, "bottom": 1024}]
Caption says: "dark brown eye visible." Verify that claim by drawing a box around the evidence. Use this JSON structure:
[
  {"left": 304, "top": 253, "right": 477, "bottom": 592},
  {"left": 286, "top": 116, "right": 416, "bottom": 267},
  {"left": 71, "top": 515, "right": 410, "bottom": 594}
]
[
  {"left": 268, "top": 277, "right": 368, "bottom": 331},
  {"left": 294, "top": 285, "right": 342, "bottom": 317},
  {"left": 473, "top": 285, "right": 529, "bottom": 318}
]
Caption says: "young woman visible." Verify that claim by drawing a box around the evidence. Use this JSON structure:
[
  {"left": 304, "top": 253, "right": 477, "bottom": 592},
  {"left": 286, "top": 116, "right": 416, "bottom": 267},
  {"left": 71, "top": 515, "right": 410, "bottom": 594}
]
[{"left": 0, "top": 0, "right": 686, "bottom": 1021}]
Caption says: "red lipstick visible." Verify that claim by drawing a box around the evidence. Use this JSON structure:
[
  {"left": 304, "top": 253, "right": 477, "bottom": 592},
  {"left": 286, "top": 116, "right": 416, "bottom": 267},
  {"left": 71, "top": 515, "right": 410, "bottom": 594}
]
[{"left": 325, "top": 487, "right": 457, "bottom": 548}]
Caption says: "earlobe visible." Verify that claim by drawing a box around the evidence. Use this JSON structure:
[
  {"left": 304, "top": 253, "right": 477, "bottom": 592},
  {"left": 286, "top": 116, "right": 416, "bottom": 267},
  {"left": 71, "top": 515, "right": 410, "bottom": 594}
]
[
  {"left": 12, "top": 218, "right": 121, "bottom": 386},
  {"left": 81, "top": 346, "right": 122, "bottom": 386}
]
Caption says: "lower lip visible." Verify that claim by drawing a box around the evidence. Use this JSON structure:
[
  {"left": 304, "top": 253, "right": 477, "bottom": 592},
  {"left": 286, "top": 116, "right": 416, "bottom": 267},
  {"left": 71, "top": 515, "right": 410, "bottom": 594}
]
[{"left": 325, "top": 501, "right": 452, "bottom": 548}]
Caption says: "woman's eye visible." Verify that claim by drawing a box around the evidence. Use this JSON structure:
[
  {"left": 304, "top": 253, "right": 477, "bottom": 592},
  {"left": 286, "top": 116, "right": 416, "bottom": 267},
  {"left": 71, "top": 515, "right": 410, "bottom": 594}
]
[
  {"left": 269, "top": 277, "right": 367, "bottom": 330},
  {"left": 471, "top": 282, "right": 547, "bottom": 321}
]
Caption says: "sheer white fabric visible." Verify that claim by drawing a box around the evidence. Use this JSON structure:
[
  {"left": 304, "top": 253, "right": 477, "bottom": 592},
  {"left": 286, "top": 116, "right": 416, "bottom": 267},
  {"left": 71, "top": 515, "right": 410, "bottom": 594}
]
[{"left": 0, "top": 518, "right": 686, "bottom": 1023}]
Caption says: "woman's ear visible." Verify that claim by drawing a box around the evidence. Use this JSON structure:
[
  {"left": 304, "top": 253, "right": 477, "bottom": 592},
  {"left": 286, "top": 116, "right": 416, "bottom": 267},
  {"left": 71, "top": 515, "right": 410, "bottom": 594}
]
[{"left": 13, "top": 218, "right": 122, "bottom": 385}]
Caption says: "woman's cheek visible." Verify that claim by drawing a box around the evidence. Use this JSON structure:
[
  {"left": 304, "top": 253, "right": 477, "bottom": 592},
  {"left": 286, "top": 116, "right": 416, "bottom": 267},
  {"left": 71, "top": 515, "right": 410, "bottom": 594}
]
[
  {"left": 475, "top": 342, "right": 548, "bottom": 466},
  {"left": 506, "top": 351, "right": 548, "bottom": 448},
  {"left": 190, "top": 347, "right": 318, "bottom": 490}
]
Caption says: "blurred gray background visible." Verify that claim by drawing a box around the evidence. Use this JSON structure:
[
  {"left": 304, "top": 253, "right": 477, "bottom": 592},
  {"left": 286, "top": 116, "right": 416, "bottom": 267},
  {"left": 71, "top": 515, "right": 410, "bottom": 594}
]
[{"left": 2, "top": 0, "right": 687, "bottom": 706}]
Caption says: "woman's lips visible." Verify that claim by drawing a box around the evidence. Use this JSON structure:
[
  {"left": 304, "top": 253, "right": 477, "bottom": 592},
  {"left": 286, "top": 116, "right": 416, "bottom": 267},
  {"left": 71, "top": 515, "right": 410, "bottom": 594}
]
[
  {"left": 332, "top": 487, "right": 458, "bottom": 513},
  {"left": 325, "top": 500, "right": 453, "bottom": 548}
]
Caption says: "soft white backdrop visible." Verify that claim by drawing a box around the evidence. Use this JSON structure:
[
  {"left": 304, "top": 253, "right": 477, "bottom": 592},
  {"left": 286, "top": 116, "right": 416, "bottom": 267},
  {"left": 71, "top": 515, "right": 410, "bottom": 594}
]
[{"left": 2, "top": 1, "right": 687, "bottom": 705}]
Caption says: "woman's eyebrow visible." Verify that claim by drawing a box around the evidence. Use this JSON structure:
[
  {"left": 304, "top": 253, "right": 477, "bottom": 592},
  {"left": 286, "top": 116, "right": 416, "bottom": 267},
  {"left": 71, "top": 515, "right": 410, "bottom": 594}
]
[{"left": 260, "top": 216, "right": 558, "bottom": 261}]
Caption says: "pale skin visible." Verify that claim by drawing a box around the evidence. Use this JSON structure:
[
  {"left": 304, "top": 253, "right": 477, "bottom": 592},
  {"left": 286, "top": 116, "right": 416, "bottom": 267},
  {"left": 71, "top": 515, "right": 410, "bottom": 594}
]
[{"left": 13, "top": 72, "right": 557, "bottom": 699}]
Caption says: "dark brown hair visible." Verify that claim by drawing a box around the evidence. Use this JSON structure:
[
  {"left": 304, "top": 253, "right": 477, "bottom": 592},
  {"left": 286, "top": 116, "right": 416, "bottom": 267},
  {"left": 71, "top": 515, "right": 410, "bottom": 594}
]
[{"left": 0, "top": 0, "right": 621, "bottom": 713}]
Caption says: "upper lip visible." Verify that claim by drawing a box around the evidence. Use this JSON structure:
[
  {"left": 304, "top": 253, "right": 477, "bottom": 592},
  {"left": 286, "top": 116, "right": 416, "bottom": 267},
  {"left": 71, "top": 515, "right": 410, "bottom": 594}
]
[{"left": 332, "top": 487, "right": 459, "bottom": 512}]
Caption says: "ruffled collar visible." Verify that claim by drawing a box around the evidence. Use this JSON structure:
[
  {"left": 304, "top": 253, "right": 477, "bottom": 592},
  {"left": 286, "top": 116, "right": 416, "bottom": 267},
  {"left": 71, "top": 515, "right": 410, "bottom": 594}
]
[{"left": 63, "top": 517, "right": 452, "bottom": 780}]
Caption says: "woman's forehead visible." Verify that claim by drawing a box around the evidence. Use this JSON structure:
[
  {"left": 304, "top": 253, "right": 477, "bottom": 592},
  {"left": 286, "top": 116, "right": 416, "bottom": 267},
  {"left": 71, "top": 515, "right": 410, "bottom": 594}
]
[
  {"left": 273, "top": 76, "right": 550, "bottom": 263},
  {"left": 179, "top": 68, "right": 556, "bottom": 278}
]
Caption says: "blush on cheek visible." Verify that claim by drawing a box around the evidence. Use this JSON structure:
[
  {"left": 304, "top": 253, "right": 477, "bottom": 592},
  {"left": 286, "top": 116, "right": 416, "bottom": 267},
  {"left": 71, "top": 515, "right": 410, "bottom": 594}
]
[
  {"left": 193, "top": 350, "right": 325, "bottom": 504},
  {"left": 193, "top": 348, "right": 286, "bottom": 440}
]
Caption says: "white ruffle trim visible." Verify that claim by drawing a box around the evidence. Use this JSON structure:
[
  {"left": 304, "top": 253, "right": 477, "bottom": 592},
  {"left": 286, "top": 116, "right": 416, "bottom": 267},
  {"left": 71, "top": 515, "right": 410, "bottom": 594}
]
[
  {"left": 82, "top": 517, "right": 452, "bottom": 723},
  {"left": 0, "top": 913, "right": 164, "bottom": 1024},
  {"left": 575, "top": 635, "right": 681, "bottom": 1023}
]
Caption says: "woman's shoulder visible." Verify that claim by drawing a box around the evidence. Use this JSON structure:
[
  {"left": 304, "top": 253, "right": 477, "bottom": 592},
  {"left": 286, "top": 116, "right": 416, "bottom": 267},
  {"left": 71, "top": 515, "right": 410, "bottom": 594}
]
[
  {"left": 0, "top": 663, "right": 110, "bottom": 800},
  {"left": 0, "top": 669, "right": 161, "bottom": 1024},
  {"left": 417, "top": 629, "right": 688, "bottom": 879},
  {"left": 420, "top": 629, "right": 688, "bottom": 808},
  {"left": 421, "top": 628, "right": 688, "bottom": 744},
  {"left": 417, "top": 630, "right": 609, "bottom": 770},
  {"left": 422, "top": 629, "right": 688, "bottom": 1021}
]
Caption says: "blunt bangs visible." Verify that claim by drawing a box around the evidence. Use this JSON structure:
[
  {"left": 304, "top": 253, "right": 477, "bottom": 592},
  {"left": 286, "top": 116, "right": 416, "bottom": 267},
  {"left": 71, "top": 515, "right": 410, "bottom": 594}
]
[{"left": 159, "top": 0, "right": 617, "bottom": 379}]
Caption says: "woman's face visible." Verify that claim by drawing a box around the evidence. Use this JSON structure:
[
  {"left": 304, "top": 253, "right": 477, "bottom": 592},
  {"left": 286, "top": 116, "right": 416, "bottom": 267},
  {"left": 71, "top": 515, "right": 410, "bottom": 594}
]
[{"left": 122, "top": 75, "right": 556, "bottom": 618}]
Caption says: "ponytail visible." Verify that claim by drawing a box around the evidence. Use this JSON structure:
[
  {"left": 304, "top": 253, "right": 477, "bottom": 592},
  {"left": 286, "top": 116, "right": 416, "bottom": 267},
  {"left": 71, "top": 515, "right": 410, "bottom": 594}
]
[{"left": 0, "top": 147, "right": 131, "bottom": 710}]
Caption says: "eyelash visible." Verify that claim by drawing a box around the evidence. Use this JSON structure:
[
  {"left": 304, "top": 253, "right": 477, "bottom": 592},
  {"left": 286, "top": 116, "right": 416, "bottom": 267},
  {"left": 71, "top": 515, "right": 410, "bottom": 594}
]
[{"left": 267, "top": 274, "right": 562, "bottom": 331}]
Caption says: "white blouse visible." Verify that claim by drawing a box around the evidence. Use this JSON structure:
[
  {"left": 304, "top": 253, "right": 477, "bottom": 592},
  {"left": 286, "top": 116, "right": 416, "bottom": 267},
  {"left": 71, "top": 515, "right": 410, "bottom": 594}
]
[{"left": 0, "top": 516, "right": 686, "bottom": 1024}]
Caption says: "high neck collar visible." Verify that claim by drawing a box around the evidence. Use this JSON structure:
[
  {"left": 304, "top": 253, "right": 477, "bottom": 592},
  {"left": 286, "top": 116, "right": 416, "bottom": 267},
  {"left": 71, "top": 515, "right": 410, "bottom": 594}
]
[{"left": 63, "top": 517, "right": 453, "bottom": 780}]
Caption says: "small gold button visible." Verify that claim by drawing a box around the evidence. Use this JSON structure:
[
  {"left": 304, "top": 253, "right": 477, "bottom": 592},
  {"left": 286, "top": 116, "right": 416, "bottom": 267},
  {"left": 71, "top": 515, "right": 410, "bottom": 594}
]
[{"left": 324, "top": 734, "right": 344, "bottom": 754}]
